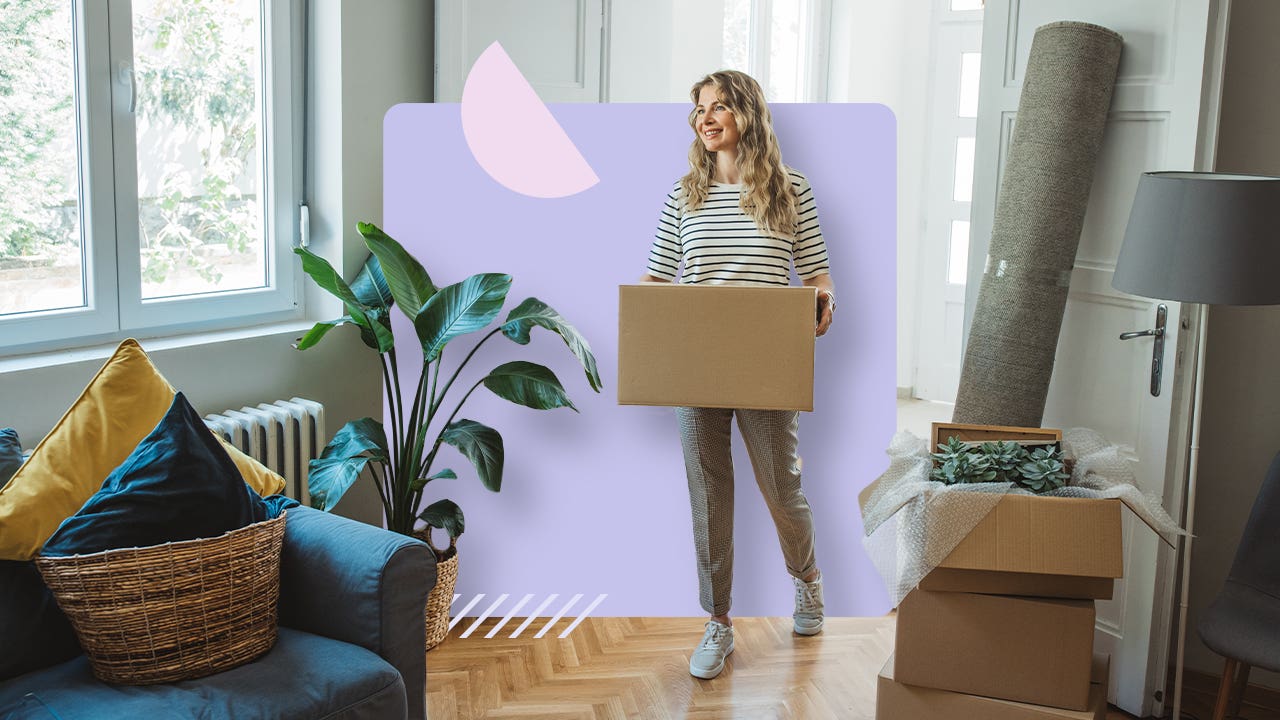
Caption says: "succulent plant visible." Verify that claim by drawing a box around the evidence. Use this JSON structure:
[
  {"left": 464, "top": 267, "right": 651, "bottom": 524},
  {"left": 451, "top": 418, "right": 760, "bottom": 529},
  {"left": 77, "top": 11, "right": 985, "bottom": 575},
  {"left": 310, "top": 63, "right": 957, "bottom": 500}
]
[
  {"left": 1016, "top": 446, "right": 1070, "bottom": 492},
  {"left": 930, "top": 436, "right": 970, "bottom": 468},
  {"left": 931, "top": 437, "right": 998, "bottom": 485},
  {"left": 980, "top": 440, "right": 1024, "bottom": 483}
]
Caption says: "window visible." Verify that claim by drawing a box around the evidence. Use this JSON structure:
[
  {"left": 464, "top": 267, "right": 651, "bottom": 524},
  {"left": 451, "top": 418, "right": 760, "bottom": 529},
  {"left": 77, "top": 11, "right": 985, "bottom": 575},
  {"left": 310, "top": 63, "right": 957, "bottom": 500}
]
[
  {"left": 1, "top": 0, "right": 300, "bottom": 353},
  {"left": 721, "top": 0, "right": 830, "bottom": 102}
]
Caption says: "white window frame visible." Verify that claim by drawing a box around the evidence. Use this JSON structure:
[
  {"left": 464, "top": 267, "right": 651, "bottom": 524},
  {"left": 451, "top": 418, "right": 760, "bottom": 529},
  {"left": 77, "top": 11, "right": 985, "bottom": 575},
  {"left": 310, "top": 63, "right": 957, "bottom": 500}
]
[
  {"left": 1, "top": 0, "right": 302, "bottom": 355},
  {"left": 738, "top": 0, "right": 832, "bottom": 103}
]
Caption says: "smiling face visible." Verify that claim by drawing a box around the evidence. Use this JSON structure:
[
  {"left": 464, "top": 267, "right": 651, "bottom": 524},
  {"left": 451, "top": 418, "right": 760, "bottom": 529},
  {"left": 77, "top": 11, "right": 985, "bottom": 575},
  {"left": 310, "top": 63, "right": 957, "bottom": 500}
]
[{"left": 694, "top": 85, "right": 740, "bottom": 155}]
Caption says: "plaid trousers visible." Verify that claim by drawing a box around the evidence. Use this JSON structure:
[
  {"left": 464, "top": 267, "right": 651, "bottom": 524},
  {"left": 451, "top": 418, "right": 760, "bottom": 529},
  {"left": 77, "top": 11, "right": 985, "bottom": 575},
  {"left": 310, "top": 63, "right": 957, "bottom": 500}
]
[{"left": 676, "top": 407, "right": 818, "bottom": 616}]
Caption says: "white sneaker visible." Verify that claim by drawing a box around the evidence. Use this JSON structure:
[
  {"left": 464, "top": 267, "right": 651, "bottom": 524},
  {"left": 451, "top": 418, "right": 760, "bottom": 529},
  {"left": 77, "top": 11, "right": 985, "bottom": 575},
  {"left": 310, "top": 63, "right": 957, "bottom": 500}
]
[
  {"left": 689, "top": 620, "right": 735, "bottom": 679},
  {"left": 793, "top": 574, "right": 825, "bottom": 635}
]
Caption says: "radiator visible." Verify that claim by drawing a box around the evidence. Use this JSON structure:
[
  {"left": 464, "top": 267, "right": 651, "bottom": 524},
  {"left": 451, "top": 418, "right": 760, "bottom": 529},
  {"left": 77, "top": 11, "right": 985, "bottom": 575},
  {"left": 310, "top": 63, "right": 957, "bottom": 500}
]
[{"left": 204, "top": 398, "right": 325, "bottom": 505}]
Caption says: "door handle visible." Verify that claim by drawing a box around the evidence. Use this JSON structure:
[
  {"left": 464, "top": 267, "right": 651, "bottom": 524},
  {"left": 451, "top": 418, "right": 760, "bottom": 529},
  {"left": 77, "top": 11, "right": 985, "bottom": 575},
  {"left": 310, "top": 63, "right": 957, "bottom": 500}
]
[{"left": 1119, "top": 303, "right": 1167, "bottom": 397}]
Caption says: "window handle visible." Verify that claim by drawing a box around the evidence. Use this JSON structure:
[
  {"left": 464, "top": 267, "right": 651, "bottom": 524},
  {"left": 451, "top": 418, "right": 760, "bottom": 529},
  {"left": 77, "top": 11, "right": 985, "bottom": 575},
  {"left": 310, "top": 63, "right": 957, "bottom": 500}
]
[{"left": 116, "top": 61, "right": 136, "bottom": 114}]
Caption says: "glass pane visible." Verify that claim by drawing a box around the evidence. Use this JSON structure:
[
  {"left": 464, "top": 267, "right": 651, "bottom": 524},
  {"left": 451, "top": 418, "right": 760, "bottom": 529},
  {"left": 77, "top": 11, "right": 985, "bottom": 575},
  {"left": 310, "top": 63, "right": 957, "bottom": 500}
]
[
  {"left": 0, "top": 1, "right": 86, "bottom": 317},
  {"left": 950, "top": 0, "right": 984, "bottom": 10},
  {"left": 948, "top": 221, "right": 970, "bottom": 286},
  {"left": 958, "top": 52, "right": 981, "bottom": 118},
  {"left": 953, "top": 137, "right": 976, "bottom": 202},
  {"left": 132, "top": 0, "right": 267, "bottom": 300},
  {"left": 722, "top": 0, "right": 750, "bottom": 72},
  {"left": 768, "top": 0, "right": 805, "bottom": 102}
]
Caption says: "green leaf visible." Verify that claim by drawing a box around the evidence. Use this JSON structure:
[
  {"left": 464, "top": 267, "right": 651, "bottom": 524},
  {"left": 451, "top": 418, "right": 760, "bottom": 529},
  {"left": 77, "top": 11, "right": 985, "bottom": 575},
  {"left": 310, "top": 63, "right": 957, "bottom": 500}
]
[
  {"left": 320, "top": 417, "right": 390, "bottom": 462},
  {"left": 414, "top": 273, "right": 513, "bottom": 361},
  {"left": 294, "top": 247, "right": 392, "bottom": 353},
  {"left": 418, "top": 498, "right": 465, "bottom": 540},
  {"left": 441, "top": 419, "right": 504, "bottom": 492},
  {"left": 307, "top": 418, "right": 390, "bottom": 512},
  {"left": 409, "top": 467, "right": 457, "bottom": 492},
  {"left": 294, "top": 247, "right": 363, "bottom": 309},
  {"left": 358, "top": 307, "right": 396, "bottom": 353},
  {"left": 308, "top": 455, "right": 373, "bottom": 512},
  {"left": 350, "top": 253, "right": 394, "bottom": 309},
  {"left": 501, "top": 297, "right": 603, "bottom": 392},
  {"left": 294, "top": 317, "right": 354, "bottom": 351},
  {"left": 482, "top": 361, "right": 576, "bottom": 412},
  {"left": 359, "top": 222, "right": 436, "bottom": 321}
]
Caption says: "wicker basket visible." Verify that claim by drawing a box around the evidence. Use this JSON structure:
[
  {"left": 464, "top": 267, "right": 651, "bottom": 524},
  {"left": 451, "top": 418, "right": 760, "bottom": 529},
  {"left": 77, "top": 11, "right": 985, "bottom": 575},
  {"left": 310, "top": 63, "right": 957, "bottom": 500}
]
[
  {"left": 415, "top": 530, "right": 459, "bottom": 651},
  {"left": 35, "top": 512, "right": 288, "bottom": 685}
]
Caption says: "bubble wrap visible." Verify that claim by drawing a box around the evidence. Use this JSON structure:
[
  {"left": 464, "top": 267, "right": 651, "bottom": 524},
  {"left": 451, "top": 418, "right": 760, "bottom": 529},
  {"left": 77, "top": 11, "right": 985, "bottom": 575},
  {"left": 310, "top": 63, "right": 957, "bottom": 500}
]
[{"left": 860, "top": 428, "right": 1186, "bottom": 606}]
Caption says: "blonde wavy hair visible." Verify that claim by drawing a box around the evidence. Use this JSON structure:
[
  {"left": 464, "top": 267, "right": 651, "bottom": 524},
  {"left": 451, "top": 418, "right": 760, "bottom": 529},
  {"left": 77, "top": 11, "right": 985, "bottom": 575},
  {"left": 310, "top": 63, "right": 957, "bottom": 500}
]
[{"left": 680, "top": 70, "right": 799, "bottom": 238}]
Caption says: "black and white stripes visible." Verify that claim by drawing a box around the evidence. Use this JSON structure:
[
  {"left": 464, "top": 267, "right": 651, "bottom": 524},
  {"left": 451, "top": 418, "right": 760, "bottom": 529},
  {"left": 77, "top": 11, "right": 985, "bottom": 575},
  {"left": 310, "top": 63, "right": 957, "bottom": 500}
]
[{"left": 647, "top": 170, "right": 831, "bottom": 286}]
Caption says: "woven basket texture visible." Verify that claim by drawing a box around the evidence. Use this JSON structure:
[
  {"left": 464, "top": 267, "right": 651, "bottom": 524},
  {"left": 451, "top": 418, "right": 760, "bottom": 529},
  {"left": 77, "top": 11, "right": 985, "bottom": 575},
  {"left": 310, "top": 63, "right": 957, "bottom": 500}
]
[
  {"left": 421, "top": 542, "right": 458, "bottom": 651},
  {"left": 35, "top": 512, "right": 287, "bottom": 685}
]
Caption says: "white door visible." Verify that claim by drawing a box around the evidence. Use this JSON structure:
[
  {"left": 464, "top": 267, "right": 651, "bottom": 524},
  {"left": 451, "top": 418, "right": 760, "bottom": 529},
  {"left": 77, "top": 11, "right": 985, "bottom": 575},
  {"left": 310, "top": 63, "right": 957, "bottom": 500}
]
[
  {"left": 966, "top": 2, "right": 1221, "bottom": 715},
  {"left": 915, "top": 7, "right": 983, "bottom": 403},
  {"left": 435, "top": 0, "right": 605, "bottom": 102}
]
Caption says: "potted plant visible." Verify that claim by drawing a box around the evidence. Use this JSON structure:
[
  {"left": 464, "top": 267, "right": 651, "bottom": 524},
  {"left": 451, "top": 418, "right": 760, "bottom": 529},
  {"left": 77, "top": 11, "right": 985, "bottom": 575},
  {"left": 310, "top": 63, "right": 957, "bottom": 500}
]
[
  {"left": 930, "top": 437, "right": 1069, "bottom": 492},
  {"left": 293, "top": 222, "right": 601, "bottom": 648}
]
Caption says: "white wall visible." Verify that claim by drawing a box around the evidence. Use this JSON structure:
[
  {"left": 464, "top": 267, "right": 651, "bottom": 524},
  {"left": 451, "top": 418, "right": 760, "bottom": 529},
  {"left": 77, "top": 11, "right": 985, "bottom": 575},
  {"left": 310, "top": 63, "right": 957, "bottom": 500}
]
[
  {"left": 826, "top": 1, "right": 932, "bottom": 393},
  {"left": 0, "top": 0, "right": 434, "bottom": 527},
  {"left": 1184, "top": 0, "right": 1280, "bottom": 688}
]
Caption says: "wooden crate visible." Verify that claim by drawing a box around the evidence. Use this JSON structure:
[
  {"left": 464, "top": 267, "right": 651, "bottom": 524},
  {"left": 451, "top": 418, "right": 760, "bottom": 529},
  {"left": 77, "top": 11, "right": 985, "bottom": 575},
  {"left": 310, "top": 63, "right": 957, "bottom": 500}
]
[{"left": 929, "top": 422, "right": 1062, "bottom": 452}]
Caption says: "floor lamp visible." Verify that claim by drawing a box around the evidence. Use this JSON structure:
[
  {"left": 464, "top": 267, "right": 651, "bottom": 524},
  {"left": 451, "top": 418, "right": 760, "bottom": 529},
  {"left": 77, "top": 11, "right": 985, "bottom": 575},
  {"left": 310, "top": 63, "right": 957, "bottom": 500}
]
[{"left": 1112, "top": 171, "right": 1280, "bottom": 719}]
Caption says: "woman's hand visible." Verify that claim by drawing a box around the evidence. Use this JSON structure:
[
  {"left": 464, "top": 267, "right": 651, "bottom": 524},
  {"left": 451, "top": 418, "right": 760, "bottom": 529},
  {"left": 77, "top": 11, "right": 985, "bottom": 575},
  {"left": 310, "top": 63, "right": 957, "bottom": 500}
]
[
  {"left": 816, "top": 291, "right": 834, "bottom": 337},
  {"left": 804, "top": 273, "right": 835, "bottom": 337}
]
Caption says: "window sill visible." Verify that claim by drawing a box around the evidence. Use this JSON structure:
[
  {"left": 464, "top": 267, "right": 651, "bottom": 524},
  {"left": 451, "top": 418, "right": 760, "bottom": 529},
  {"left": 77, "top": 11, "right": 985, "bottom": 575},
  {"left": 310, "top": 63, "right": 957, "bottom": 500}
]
[{"left": 0, "top": 320, "right": 315, "bottom": 375}]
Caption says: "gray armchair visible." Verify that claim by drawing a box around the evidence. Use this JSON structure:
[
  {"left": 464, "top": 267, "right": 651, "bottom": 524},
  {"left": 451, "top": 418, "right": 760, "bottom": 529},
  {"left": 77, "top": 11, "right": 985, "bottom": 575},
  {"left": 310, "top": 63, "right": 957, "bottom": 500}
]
[{"left": 0, "top": 506, "right": 435, "bottom": 720}]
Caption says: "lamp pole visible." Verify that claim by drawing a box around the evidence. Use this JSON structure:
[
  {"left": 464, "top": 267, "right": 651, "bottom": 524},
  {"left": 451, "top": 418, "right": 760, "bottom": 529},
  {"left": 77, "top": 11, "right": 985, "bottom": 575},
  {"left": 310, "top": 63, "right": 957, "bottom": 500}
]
[{"left": 1171, "top": 302, "right": 1208, "bottom": 720}]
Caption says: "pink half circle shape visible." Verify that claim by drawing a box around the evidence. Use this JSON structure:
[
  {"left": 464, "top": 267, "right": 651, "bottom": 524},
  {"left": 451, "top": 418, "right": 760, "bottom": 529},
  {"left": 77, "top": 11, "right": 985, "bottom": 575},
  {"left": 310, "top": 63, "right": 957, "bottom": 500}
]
[{"left": 461, "top": 42, "right": 600, "bottom": 199}]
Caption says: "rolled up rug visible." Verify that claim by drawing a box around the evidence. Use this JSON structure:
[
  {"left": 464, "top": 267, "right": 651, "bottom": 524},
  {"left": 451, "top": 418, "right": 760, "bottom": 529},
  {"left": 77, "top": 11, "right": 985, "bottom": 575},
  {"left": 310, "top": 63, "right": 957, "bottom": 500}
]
[{"left": 953, "top": 21, "right": 1123, "bottom": 427}]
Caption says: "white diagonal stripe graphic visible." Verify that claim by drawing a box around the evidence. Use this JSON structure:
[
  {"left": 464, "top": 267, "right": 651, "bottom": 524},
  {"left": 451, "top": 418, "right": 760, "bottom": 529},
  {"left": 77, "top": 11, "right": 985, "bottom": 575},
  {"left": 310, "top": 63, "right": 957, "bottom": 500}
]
[
  {"left": 448, "top": 594, "right": 486, "bottom": 631},
  {"left": 460, "top": 594, "right": 509, "bottom": 638},
  {"left": 509, "top": 594, "right": 558, "bottom": 639},
  {"left": 451, "top": 594, "right": 461, "bottom": 606},
  {"left": 557, "top": 594, "right": 607, "bottom": 638},
  {"left": 534, "top": 593, "right": 583, "bottom": 639},
  {"left": 486, "top": 593, "right": 534, "bottom": 638}
]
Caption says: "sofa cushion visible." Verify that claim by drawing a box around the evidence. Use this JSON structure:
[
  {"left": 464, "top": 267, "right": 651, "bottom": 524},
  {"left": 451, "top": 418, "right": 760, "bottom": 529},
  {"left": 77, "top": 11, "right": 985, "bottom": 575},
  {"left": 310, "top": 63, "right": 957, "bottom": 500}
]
[
  {"left": 0, "top": 561, "right": 80, "bottom": 682},
  {"left": 0, "top": 428, "right": 21, "bottom": 485},
  {"left": 0, "top": 627, "right": 408, "bottom": 720},
  {"left": 0, "top": 339, "right": 286, "bottom": 560},
  {"left": 42, "top": 393, "right": 292, "bottom": 557}
]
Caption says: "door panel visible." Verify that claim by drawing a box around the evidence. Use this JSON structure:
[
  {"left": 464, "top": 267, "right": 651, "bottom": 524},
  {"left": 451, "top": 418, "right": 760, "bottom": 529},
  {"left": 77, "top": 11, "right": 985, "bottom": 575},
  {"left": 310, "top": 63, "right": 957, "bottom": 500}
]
[
  {"left": 436, "top": 0, "right": 604, "bottom": 102},
  {"left": 968, "top": 1, "right": 1217, "bottom": 715}
]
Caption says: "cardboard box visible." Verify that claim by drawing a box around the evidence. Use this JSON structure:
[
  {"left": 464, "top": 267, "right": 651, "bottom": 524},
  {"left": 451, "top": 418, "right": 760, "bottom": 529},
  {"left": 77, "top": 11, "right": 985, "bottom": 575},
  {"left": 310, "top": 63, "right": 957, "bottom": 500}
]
[
  {"left": 877, "top": 653, "right": 1109, "bottom": 720},
  {"left": 616, "top": 284, "right": 816, "bottom": 411},
  {"left": 920, "top": 494, "right": 1123, "bottom": 600},
  {"left": 895, "top": 590, "right": 1096, "bottom": 710},
  {"left": 930, "top": 422, "right": 1062, "bottom": 452}
]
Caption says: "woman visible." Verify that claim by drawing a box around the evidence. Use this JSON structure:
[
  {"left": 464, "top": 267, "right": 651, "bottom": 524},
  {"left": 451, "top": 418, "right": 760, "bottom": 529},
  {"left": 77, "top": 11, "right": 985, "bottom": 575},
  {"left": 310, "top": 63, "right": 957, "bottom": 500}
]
[{"left": 640, "top": 70, "right": 836, "bottom": 680}]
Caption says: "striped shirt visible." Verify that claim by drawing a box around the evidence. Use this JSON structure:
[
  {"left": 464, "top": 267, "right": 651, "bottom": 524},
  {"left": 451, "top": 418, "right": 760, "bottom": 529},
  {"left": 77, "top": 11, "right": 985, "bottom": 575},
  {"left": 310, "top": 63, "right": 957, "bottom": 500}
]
[{"left": 647, "top": 170, "right": 831, "bottom": 286}]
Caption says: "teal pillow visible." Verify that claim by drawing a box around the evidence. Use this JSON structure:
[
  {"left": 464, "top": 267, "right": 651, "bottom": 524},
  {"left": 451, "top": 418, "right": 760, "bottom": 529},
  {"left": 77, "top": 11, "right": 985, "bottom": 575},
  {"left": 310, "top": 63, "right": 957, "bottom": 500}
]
[
  {"left": 0, "top": 428, "right": 21, "bottom": 485},
  {"left": 41, "top": 393, "right": 294, "bottom": 557}
]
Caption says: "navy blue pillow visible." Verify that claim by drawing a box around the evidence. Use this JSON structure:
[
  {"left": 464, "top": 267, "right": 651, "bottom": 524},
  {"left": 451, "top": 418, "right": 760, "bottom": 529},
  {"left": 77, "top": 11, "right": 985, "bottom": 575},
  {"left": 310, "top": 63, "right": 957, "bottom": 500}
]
[
  {"left": 41, "top": 392, "right": 293, "bottom": 557},
  {"left": 0, "top": 428, "right": 22, "bottom": 485},
  {"left": 0, "top": 560, "right": 80, "bottom": 682}
]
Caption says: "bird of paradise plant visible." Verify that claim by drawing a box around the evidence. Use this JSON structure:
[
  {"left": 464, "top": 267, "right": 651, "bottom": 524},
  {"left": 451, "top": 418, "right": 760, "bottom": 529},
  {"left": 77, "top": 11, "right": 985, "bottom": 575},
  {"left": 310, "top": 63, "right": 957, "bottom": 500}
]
[{"left": 293, "top": 222, "right": 601, "bottom": 559}]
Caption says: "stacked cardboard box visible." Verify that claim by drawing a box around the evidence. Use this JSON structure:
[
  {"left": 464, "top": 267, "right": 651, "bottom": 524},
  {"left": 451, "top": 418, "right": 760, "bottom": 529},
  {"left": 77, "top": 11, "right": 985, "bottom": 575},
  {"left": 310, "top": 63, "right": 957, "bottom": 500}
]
[{"left": 878, "top": 493, "right": 1124, "bottom": 718}]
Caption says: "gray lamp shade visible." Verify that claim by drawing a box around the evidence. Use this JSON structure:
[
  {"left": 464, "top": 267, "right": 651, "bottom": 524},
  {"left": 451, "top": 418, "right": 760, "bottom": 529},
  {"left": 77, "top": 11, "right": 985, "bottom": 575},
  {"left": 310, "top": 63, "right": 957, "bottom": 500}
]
[{"left": 1113, "top": 171, "right": 1280, "bottom": 305}]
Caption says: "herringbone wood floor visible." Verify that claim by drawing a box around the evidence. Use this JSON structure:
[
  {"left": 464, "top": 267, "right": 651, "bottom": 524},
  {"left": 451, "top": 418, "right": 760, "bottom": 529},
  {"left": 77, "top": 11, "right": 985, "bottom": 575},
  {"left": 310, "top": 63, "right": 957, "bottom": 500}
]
[
  {"left": 427, "top": 616, "right": 893, "bottom": 719},
  {"left": 428, "top": 616, "right": 1267, "bottom": 719}
]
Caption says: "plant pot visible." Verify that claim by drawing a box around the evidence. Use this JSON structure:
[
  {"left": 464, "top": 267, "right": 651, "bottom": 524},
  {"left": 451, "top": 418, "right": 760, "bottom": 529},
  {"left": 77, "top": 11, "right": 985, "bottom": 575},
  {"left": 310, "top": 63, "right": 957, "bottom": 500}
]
[{"left": 415, "top": 530, "right": 458, "bottom": 651}]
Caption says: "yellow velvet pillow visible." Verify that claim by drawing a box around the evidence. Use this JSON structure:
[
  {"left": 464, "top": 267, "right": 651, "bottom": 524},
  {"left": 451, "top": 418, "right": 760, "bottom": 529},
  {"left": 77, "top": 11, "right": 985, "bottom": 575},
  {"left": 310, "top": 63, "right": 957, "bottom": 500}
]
[{"left": 0, "top": 338, "right": 286, "bottom": 560}]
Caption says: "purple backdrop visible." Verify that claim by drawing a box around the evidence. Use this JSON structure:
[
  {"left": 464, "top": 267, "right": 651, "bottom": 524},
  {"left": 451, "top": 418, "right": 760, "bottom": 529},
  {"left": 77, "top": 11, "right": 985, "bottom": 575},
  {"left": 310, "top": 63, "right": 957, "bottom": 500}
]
[{"left": 383, "top": 103, "right": 895, "bottom": 616}]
